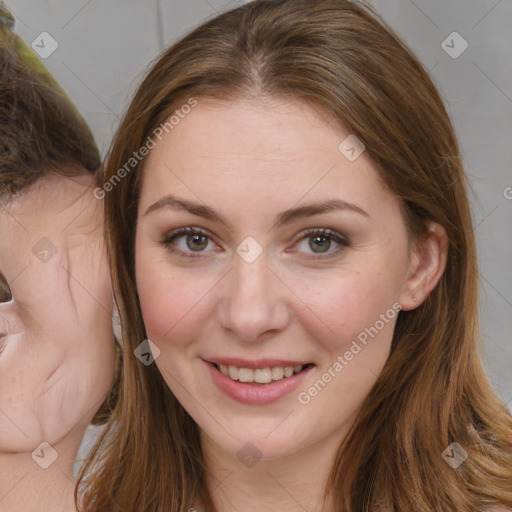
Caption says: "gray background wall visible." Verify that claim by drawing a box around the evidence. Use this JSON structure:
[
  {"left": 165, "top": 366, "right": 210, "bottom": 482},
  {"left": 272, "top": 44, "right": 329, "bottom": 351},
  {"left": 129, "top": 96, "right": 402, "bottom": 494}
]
[{"left": 8, "top": 0, "right": 511, "bottom": 408}]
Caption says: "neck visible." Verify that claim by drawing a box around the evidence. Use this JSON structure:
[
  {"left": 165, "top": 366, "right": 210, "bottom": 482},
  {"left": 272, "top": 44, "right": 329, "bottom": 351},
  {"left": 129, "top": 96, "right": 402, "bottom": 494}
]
[
  {"left": 0, "top": 432, "right": 83, "bottom": 512},
  {"left": 202, "top": 428, "right": 346, "bottom": 512}
]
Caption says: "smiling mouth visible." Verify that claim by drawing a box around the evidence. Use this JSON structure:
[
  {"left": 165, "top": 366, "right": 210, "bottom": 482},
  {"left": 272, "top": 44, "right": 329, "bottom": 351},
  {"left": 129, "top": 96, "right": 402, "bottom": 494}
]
[{"left": 212, "top": 362, "right": 314, "bottom": 385}]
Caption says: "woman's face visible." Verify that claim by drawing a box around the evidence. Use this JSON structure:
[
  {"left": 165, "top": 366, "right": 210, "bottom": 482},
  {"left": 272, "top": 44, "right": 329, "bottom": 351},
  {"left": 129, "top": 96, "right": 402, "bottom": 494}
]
[
  {"left": 0, "top": 173, "right": 115, "bottom": 452},
  {"left": 135, "top": 97, "right": 420, "bottom": 461}
]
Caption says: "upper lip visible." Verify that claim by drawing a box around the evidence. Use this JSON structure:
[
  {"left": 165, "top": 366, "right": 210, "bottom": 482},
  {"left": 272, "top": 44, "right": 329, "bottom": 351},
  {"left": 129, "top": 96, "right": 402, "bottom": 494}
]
[{"left": 205, "top": 357, "right": 313, "bottom": 369}]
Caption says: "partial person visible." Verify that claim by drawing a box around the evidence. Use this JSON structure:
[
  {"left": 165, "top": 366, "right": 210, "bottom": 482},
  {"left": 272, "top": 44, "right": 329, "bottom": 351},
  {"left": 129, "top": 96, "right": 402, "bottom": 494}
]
[
  {"left": 0, "top": 5, "right": 116, "bottom": 511},
  {"left": 79, "top": 1, "right": 512, "bottom": 511}
]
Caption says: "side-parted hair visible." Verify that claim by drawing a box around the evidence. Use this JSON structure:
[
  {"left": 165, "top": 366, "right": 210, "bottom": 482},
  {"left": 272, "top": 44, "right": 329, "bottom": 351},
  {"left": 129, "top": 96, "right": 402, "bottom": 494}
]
[{"left": 78, "top": 1, "right": 512, "bottom": 510}]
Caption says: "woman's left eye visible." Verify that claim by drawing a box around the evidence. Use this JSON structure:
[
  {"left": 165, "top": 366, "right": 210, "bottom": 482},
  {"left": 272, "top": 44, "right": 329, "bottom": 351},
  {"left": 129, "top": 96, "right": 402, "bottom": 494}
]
[{"left": 293, "top": 228, "right": 349, "bottom": 257}]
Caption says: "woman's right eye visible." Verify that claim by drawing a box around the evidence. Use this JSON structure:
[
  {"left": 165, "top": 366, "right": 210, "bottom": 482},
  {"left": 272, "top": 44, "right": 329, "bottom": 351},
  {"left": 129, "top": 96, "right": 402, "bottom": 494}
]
[
  {"left": 0, "top": 272, "right": 12, "bottom": 303},
  {"left": 161, "top": 227, "right": 219, "bottom": 258}
]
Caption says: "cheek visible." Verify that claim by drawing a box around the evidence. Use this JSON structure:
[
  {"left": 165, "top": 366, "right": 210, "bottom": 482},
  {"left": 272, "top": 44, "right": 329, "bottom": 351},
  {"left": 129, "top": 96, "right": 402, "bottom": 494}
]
[
  {"left": 301, "top": 276, "right": 368, "bottom": 327},
  {"left": 287, "top": 260, "right": 404, "bottom": 353},
  {"left": 135, "top": 252, "right": 214, "bottom": 348}
]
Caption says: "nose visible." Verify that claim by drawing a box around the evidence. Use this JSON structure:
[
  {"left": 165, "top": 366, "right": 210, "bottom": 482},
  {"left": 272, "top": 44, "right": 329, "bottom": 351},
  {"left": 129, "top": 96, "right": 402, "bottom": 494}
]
[{"left": 217, "top": 252, "right": 290, "bottom": 343}]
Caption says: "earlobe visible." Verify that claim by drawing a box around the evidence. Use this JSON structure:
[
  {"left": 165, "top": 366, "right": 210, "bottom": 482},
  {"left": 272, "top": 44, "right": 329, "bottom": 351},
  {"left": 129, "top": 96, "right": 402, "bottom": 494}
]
[{"left": 400, "top": 221, "right": 448, "bottom": 311}]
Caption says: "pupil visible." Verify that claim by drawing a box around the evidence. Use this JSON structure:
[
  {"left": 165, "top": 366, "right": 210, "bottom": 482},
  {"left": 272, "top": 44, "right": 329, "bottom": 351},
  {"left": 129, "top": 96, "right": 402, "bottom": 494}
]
[
  {"left": 309, "top": 235, "right": 330, "bottom": 253},
  {"left": 186, "top": 234, "right": 208, "bottom": 251}
]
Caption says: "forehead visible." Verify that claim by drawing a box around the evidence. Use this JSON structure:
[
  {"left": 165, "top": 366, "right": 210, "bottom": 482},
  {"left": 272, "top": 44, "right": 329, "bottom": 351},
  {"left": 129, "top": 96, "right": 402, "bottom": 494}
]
[
  {"left": 140, "top": 97, "right": 391, "bottom": 217},
  {"left": 146, "top": 97, "right": 343, "bottom": 173}
]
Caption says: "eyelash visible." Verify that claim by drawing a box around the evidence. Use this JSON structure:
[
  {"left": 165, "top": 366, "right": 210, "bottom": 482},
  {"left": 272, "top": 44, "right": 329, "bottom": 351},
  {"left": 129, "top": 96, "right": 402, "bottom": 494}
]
[
  {"left": 160, "top": 226, "right": 349, "bottom": 260},
  {"left": 292, "top": 228, "right": 349, "bottom": 259},
  {"left": 161, "top": 227, "right": 216, "bottom": 259}
]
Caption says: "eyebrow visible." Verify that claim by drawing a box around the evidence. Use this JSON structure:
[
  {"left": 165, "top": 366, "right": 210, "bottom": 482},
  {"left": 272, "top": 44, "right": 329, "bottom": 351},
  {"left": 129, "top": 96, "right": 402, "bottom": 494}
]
[{"left": 143, "top": 194, "right": 369, "bottom": 229}]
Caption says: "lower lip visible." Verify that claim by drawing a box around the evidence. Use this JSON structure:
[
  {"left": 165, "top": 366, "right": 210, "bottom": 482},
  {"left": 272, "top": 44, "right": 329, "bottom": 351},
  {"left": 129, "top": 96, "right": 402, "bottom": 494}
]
[{"left": 205, "top": 361, "right": 313, "bottom": 405}]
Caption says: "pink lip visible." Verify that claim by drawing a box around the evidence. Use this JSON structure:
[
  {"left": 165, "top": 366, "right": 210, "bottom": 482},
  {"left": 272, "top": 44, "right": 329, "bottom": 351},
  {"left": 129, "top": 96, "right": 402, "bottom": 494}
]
[
  {"left": 204, "top": 360, "right": 314, "bottom": 405},
  {"left": 206, "top": 357, "right": 310, "bottom": 369}
]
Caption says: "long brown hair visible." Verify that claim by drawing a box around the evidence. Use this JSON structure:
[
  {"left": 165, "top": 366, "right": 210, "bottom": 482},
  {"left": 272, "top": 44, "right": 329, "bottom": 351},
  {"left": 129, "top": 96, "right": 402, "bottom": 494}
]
[{"left": 77, "top": 1, "right": 512, "bottom": 510}]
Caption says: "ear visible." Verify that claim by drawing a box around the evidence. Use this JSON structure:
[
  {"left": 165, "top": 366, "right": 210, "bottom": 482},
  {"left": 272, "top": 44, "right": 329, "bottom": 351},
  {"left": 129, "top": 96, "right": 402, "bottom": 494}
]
[{"left": 399, "top": 221, "right": 448, "bottom": 311}]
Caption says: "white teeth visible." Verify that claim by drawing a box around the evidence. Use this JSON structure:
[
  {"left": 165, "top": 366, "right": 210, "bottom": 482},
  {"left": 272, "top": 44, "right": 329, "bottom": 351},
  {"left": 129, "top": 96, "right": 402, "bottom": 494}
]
[
  {"left": 217, "top": 363, "right": 305, "bottom": 384},
  {"left": 238, "top": 368, "right": 254, "bottom": 382},
  {"left": 228, "top": 365, "right": 239, "bottom": 380},
  {"left": 284, "top": 366, "right": 294, "bottom": 378},
  {"left": 254, "top": 367, "right": 272, "bottom": 384},
  {"left": 271, "top": 366, "right": 284, "bottom": 380}
]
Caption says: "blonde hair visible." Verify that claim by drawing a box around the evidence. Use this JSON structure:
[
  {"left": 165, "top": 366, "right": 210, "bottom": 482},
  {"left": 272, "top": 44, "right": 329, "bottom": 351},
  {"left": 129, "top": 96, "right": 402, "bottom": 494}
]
[{"left": 78, "top": 1, "right": 512, "bottom": 510}]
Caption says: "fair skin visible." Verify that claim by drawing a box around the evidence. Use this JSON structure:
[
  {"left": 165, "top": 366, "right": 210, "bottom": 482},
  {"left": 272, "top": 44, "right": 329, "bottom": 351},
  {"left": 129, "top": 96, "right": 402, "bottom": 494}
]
[
  {"left": 0, "top": 173, "right": 115, "bottom": 512},
  {"left": 135, "top": 97, "right": 447, "bottom": 511}
]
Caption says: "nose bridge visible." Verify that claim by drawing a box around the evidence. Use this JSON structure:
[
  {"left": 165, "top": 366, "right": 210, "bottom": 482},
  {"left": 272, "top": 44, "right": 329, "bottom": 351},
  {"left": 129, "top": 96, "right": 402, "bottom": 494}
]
[
  {"left": 219, "top": 250, "right": 288, "bottom": 341},
  {"left": 235, "top": 252, "right": 268, "bottom": 296}
]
